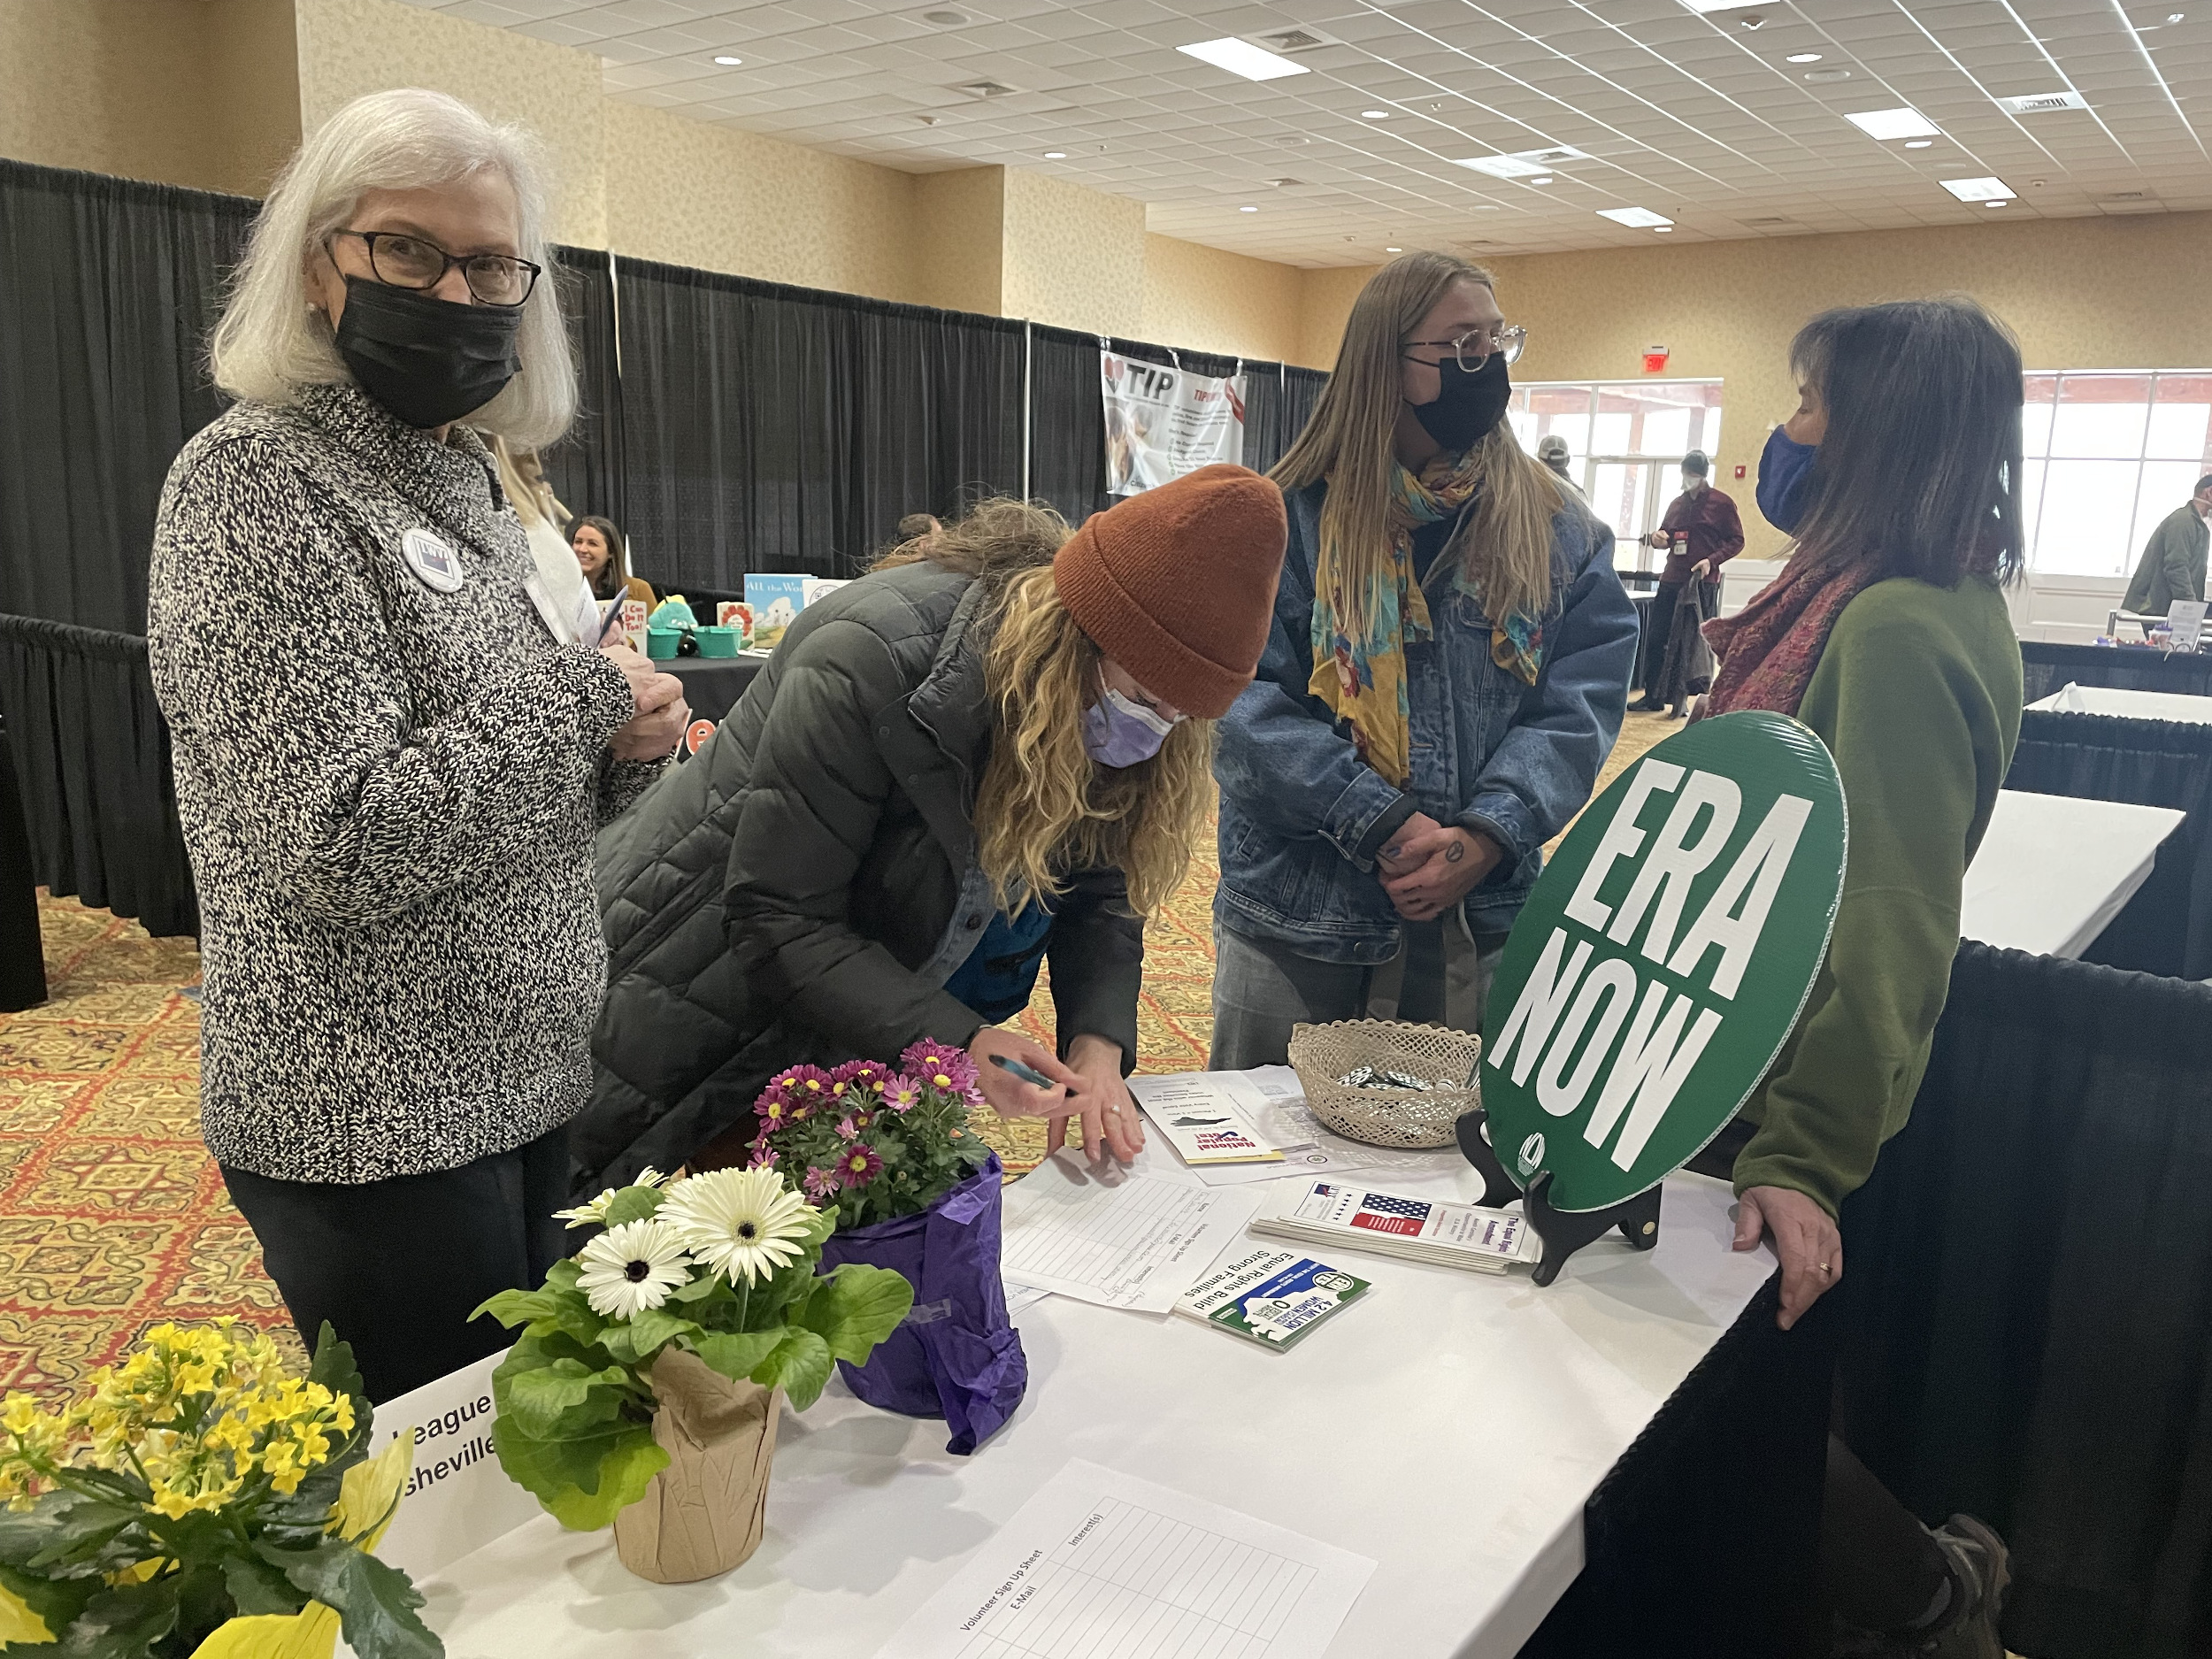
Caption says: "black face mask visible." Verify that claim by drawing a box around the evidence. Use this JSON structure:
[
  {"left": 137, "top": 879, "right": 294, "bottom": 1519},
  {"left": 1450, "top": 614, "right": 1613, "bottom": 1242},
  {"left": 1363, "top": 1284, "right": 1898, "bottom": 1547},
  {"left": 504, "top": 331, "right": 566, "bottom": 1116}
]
[
  {"left": 1411, "top": 349, "right": 1513, "bottom": 454},
  {"left": 334, "top": 276, "right": 523, "bottom": 429}
]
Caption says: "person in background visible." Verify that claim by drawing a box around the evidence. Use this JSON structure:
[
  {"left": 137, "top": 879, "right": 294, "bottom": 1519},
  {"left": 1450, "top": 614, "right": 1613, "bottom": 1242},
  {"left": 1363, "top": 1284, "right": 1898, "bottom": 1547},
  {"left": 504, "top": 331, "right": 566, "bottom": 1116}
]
[
  {"left": 1209, "top": 251, "right": 1636, "bottom": 1066},
  {"left": 2120, "top": 473, "right": 2212, "bottom": 616},
  {"left": 573, "top": 512, "right": 656, "bottom": 609},
  {"left": 1631, "top": 449, "right": 1742, "bottom": 712},
  {"left": 1694, "top": 296, "right": 2024, "bottom": 1653},
  {"left": 578, "top": 470, "right": 1287, "bottom": 1191},
  {"left": 896, "top": 511, "right": 942, "bottom": 546},
  {"left": 147, "top": 88, "right": 687, "bottom": 1402},
  {"left": 485, "top": 434, "right": 594, "bottom": 642},
  {"left": 1534, "top": 434, "right": 1583, "bottom": 495}
]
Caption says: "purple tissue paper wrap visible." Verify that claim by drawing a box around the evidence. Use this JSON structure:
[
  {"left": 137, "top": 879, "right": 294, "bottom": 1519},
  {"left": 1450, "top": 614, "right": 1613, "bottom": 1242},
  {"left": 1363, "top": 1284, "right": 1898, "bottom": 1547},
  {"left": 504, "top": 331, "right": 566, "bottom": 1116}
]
[{"left": 817, "top": 1153, "right": 1026, "bottom": 1455}]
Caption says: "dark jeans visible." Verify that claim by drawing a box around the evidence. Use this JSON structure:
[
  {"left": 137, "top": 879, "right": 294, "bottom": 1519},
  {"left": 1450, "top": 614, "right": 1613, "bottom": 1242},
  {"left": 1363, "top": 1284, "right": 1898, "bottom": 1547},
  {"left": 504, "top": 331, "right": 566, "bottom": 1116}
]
[{"left": 221, "top": 1123, "right": 572, "bottom": 1403}]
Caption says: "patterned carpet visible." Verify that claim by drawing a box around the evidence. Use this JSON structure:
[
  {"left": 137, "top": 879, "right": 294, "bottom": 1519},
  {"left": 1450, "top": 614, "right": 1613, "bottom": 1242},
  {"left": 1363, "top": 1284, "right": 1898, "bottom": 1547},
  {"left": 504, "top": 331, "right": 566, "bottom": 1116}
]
[{"left": 0, "top": 715, "right": 1675, "bottom": 1405}]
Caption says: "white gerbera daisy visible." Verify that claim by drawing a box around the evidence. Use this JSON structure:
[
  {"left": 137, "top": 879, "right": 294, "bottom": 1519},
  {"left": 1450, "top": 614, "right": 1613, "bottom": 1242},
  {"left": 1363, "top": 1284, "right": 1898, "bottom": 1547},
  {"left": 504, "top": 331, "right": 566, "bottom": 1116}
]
[
  {"left": 659, "top": 1168, "right": 818, "bottom": 1286},
  {"left": 551, "top": 1167, "right": 671, "bottom": 1230},
  {"left": 575, "top": 1219, "right": 694, "bottom": 1320}
]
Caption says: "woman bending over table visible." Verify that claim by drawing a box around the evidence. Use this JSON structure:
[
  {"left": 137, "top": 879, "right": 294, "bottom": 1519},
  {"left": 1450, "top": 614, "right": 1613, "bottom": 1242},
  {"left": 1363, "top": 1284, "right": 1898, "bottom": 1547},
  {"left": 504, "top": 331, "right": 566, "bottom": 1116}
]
[
  {"left": 577, "top": 468, "right": 1287, "bottom": 1191},
  {"left": 1694, "top": 296, "right": 2024, "bottom": 1655},
  {"left": 1210, "top": 251, "right": 1637, "bottom": 1063},
  {"left": 147, "top": 90, "right": 687, "bottom": 1402}
]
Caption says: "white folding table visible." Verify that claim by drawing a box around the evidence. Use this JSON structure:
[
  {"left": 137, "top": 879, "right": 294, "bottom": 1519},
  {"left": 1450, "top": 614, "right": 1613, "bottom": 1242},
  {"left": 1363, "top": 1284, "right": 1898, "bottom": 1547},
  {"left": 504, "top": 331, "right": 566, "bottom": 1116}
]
[
  {"left": 2028, "top": 681, "right": 2212, "bottom": 724},
  {"left": 1961, "top": 788, "right": 2185, "bottom": 960},
  {"left": 402, "top": 1156, "right": 1770, "bottom": 1659}
]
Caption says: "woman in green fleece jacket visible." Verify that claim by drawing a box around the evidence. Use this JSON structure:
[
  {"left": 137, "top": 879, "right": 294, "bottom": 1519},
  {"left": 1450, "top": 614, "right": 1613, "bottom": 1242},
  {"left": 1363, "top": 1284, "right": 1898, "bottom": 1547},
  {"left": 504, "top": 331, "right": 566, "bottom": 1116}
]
[{"left": 1698, "top": 296, "right": 2024, "bottom": 1655}]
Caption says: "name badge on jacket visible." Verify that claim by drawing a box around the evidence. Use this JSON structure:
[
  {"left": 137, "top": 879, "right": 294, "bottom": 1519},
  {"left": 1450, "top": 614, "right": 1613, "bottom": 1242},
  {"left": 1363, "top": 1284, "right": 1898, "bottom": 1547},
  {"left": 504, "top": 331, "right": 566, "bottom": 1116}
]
[{"left": 403, "top": 527, "right": 465, "bottom": 594}]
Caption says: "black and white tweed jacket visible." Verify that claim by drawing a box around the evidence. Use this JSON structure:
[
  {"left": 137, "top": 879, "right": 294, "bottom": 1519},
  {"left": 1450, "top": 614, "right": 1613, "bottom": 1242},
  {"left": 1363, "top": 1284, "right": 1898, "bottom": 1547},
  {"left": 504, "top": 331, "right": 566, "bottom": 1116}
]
[{"left": 148, "top": 382, "right": 660, "bottom": 1184}]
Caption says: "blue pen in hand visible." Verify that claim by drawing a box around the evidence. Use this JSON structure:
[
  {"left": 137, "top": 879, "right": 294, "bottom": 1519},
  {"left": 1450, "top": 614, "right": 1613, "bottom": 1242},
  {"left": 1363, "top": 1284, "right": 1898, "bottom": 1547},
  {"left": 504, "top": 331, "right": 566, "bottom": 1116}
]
[{"left": 988, "top": 1052, "right": 1059, "bottom": 1091}]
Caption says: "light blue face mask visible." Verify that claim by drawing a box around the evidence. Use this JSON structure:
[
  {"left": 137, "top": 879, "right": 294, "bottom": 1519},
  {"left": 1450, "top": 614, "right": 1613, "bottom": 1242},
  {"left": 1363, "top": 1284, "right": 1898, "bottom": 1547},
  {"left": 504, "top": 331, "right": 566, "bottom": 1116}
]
[{"left": 1083, "top": 686, "right": 1179, "bottom": 768}]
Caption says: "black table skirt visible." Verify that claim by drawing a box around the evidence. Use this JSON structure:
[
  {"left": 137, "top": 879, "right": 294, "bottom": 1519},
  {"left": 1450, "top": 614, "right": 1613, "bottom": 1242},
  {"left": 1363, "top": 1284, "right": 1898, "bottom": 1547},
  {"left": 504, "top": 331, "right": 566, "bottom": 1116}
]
[{"left": 665, "top": 653, "right": 767, "bottom": 727}]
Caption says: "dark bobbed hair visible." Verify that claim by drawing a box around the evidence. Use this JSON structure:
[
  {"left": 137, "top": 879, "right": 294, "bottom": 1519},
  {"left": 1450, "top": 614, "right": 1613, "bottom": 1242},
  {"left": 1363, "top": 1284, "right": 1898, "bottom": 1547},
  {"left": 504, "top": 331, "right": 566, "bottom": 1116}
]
[
  {"left": 573, "top": 513, "right": 629, "bottom": 600},
  {"left": 1682, "top": 450, "right": 1709, "bottom": 476},
  {"left": 895, "top": 511, "right": 938, "bottom": 541},
  {"left": 1788, "top": 296, "right": 2024, "bottom": 588}
]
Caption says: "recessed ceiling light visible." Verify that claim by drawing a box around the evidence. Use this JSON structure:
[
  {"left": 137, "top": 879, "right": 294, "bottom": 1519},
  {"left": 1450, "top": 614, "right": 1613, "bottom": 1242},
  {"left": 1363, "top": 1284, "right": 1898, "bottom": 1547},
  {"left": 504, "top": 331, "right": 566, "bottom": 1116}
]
[
  {"left": 1530, "top": 175, "right": 1555, "bottom": 185},
  {"left": 1845, "top": 106, "right": 1941, "bottom": 140},
  {"left": 1786, "top": 51, "right": 1823, "bottom": 63},
  {"left": 1905, "top": 139, "right": 1933, "bottom": 149},
  {"left": 1598, "top": 205, "right": 1673, "bottom": 227},
  {"left": 1042, "top": 150, "right": 1066, "bottom": 159},
  {"left": 1804, "top": 67, "right": 1852, "bottom": 82},
  {"left": 1985, "top": 200, "right": 2008, "bottom": 208},
  {"left": 1177, "top": 37, "right": 1310, "bottom": 81},
  {"left": 923, "top": 8, "right": 968, "bottom": 21},
  {"left": 2170, "top": 11, "right": 2185, "bottom": 19},
  {"left": 713, "top": 54, "right": 741, "bottom": 65},
  {"left": 1653, "top": 226, "right": 1675, "bottom": 233},
  {"left": 1361, "top": 109, "right": 1391, "bottom": 119},
  {"left": 1941, "top": 175, "right": 2014, "bottom": 201},
  {"left": 1386, "top": 245, "right": 1402, "bottom": 252},
  {"left": 1455, "top": 149, "right": 1588, "bottom": 179},
  {"left": 1738, "top": 12, "right": 1765, "bottom": 27},
  {"left": 1239, "top": 204, "right": 1258, "bottom": 212}
]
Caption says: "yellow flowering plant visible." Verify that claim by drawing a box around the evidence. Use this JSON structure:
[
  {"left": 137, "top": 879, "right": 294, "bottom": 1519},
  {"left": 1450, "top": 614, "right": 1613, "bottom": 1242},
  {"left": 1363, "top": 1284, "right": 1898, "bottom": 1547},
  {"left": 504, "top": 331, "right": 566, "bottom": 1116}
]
[{"left": 0, "top": 1321, "right": 437, "bottom": 1659}]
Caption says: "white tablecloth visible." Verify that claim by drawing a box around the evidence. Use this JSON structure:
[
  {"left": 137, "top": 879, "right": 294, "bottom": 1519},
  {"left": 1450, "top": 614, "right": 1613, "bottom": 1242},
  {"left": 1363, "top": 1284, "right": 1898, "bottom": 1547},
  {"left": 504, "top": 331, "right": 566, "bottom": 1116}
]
[
  {"left": 2027, "top": 681, "right": 2212, "bottom": 724},
  {"left": 411, "top": 1158, "right": 1770, "bottom": 1659},
  {"left": 1961, "top": 788, "right": 2185, "bottom": 958}
]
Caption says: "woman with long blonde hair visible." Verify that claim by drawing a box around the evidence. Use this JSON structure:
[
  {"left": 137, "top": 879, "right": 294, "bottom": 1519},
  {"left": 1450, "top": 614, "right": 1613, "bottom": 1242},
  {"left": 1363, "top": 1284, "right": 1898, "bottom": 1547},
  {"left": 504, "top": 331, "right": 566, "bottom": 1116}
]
[
  {"left": 580, "top": 467, "right": 1286, "bottom": 1187},
  {"left": 1211, "top": 251, "right": 1637, "bottom": 1064}
]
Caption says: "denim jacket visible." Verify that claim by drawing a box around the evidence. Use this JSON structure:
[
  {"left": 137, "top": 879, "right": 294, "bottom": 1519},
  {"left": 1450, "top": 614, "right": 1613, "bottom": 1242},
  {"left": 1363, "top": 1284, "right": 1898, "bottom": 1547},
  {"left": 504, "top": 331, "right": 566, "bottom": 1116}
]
[{"left": 1214, "top": 476, "right": 1637, "bottom": 963}]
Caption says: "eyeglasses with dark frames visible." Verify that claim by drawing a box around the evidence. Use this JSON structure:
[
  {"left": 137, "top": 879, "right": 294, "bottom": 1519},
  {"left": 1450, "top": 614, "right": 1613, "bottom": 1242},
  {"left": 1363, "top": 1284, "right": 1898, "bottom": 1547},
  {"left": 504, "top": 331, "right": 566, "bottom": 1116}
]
[
  {"left": 328, "top": 229, "right": 542, "bottom": 306},
  {"left": 1401, "top": 324, "right": 1528, "bottom": 372}
]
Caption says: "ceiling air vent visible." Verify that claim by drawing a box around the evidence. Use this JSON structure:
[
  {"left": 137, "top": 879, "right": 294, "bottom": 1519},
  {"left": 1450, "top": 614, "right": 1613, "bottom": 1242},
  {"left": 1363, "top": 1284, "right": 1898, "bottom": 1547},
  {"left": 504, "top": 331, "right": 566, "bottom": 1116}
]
[
  {"left": 1740, "top": 215, "right": 1795, "bottom": 227},
  {"left": 1259, "top": 29, "right": 1329, "bottom": 52},
  {"left": 2100, "top": 189, "right": 2162, "bottom": 213},
  {"left": 2000, "top": 90, "right": 2088, "bottom": 114},
  {"left": 955, "top": 79, "right": 1017, "bottom": 98},
  {"left": 1266, "top": 177, "right": 1309, "bottom": 188}
]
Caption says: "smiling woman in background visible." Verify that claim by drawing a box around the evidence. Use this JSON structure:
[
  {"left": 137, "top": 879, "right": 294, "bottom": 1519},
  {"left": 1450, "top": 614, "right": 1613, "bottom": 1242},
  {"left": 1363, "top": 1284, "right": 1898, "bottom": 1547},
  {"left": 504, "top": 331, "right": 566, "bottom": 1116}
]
[
  {"left": 573, "top": 513, "right": 655, "bottom": 608},
  {"left": 146, "top": 88, "right": 687, "bottom": 1401}
]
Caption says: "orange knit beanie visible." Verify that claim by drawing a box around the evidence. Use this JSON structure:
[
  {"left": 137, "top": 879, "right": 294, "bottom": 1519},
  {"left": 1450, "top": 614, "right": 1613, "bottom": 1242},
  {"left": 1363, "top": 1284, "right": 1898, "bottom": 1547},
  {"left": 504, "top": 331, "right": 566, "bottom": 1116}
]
[{"left": 1052, "top": 464, "right": 1287, "bottom": 719}]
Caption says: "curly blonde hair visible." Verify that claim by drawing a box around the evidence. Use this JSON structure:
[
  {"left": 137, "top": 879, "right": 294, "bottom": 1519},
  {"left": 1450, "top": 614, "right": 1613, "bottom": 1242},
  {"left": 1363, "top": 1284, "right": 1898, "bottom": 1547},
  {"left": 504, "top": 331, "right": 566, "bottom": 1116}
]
[{"left": 874, "top": 499, "right": 1215, "bottom": 916}]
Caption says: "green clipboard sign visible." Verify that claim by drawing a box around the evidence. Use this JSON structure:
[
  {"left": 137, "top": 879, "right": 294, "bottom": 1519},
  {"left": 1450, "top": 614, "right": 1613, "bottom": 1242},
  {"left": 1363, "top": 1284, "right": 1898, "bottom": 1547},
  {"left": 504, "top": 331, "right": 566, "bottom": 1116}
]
[{"left": 1479, "top": 711, "right": 1847, "bottom": 1212}]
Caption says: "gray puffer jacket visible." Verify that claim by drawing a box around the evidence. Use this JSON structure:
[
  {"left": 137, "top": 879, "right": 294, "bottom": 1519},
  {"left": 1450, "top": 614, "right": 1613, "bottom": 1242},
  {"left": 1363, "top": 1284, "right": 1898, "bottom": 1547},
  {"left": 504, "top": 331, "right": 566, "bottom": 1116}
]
[{"left": 578, "top": 561, "right": 1144, "bottom": 1192}]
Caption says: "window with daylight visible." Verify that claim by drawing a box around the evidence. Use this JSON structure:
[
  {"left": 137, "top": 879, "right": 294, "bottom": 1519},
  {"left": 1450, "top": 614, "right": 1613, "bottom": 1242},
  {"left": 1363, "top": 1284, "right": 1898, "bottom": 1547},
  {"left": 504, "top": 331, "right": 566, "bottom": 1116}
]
[
  {"left": 2022, "top": 371, "right": 2212, "bottom": 577},
  {"left": 1507, "top": 380, "right": 1726, "bottom": 572}
]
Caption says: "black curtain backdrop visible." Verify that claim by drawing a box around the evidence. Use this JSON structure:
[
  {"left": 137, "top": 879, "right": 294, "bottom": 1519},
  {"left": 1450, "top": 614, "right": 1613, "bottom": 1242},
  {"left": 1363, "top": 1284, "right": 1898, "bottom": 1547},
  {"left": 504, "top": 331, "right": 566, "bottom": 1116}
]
[
  {"left": 612, "top": 257, "right": 1026, "bottom": 590},
  {"left": 0, "top": 615, "right": 196, "bottom": 938},
  {"left": 2018, "top": 641, "right": 2212, "bottom": 704},
  {"left": 0, "top": 161, "right": 254, "bottom": 633},
  {"left": 1243, "top": 361, "right": 1329, "bottom": 478},
  {"left": 1837, "top": 942, "right": 2212, "bottom": 1659},
  {"left": 537, "top": 245, "right": 626, "bottom": 535},
  {"left": 2004, "top": 708, "right": 2212, "bottom": 980}
]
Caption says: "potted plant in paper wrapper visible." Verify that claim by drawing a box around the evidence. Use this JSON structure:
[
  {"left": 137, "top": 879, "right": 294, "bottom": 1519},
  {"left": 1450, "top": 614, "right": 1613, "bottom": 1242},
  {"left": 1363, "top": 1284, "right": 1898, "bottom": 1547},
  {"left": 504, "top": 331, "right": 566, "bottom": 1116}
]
[
  {"left": 749, "top": 1044, "right": 1026, "bottom": 1455},
  {"left": 0, "top": 1319, "right": 434, "bottom": 1659},
  {"left": 475, "top": 1165, "right": 911, "bottom": 1584}
]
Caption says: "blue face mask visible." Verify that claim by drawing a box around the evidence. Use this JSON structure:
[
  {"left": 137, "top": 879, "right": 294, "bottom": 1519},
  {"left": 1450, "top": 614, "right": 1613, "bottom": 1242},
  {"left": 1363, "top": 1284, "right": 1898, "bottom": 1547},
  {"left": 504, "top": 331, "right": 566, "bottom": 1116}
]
[
  {"left": 1083, "top": 687, "right": 1179, "bottom": 768},
  {"left": 1756, "top": 425, "right": 1819, "bottom": 534}
]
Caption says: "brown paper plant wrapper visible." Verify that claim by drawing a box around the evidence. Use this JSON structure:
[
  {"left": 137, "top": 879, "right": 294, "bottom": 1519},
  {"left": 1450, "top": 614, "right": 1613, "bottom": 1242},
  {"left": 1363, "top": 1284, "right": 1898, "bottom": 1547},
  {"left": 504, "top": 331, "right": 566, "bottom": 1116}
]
[{"left": 613, "top": 1346, "right": 783, "bottom": 1583}]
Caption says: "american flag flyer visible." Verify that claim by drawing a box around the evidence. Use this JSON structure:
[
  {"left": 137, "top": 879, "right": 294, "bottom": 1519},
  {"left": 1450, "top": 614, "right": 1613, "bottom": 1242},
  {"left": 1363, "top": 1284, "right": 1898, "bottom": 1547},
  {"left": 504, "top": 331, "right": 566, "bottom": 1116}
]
[{"left": 1254, "top": 1180, "right": 1540, "bottom": 1273}]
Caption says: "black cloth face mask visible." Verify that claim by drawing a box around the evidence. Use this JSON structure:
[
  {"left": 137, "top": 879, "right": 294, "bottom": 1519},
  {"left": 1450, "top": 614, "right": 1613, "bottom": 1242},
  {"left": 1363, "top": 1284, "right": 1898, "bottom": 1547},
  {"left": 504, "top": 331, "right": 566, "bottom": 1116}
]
[
  {"left": 1410, "top": 349, "right": 1513, "bottom": 454},
  {"left": 334, "top": 276, "right": 524, "bottom": 429}
]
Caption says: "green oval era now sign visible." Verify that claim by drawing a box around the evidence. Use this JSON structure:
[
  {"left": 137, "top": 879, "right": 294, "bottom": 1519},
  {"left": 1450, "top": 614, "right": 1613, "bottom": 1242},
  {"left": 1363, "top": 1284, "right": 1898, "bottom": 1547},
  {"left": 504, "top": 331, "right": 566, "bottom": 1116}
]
[{"left": 1479, "top": 711, "right": 1847, "bottom": 1212}]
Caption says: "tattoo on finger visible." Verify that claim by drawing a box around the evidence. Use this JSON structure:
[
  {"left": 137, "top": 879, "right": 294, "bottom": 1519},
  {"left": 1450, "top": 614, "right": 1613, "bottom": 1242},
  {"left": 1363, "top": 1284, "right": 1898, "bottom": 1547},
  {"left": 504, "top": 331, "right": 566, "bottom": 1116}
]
[{"left": 1444, "top": 840, "right": 1464, "bottom": 864}]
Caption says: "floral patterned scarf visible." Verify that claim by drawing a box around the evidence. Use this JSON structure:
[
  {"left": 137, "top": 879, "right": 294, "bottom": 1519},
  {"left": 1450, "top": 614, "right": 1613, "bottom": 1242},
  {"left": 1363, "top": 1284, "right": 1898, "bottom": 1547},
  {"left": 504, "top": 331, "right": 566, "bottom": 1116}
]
[
  {"left": 1700, "top": 552, "right": 1879, "bottom": 718},
  {"left": 1310, "top": 453, "right": 1546, "bottom": 786}
]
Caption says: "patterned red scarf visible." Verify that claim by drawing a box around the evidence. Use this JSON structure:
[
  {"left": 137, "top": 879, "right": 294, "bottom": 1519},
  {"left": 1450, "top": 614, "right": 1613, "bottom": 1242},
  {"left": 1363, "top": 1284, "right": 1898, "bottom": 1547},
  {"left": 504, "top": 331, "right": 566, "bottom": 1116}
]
[{"left": 1700, "top": 555, "right": 1879, "bottom": 717}]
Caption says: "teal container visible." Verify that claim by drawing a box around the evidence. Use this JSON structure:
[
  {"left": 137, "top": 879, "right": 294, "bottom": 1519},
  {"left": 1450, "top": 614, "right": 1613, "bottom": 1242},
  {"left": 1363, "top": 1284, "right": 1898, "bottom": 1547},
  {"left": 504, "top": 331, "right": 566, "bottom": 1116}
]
[
  {"left": 695, "top": 626, "right": 740, "bottom": 658},
  {"left": 646, "top": 627, "right": 682, "bottom": 661}
]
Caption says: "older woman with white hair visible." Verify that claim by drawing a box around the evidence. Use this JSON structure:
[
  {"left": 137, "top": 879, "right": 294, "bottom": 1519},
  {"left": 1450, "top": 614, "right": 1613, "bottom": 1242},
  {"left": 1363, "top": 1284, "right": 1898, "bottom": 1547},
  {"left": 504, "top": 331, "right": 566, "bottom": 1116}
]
[{"left": 147, "top": 88, "right": 687, "bottom": 1400}]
